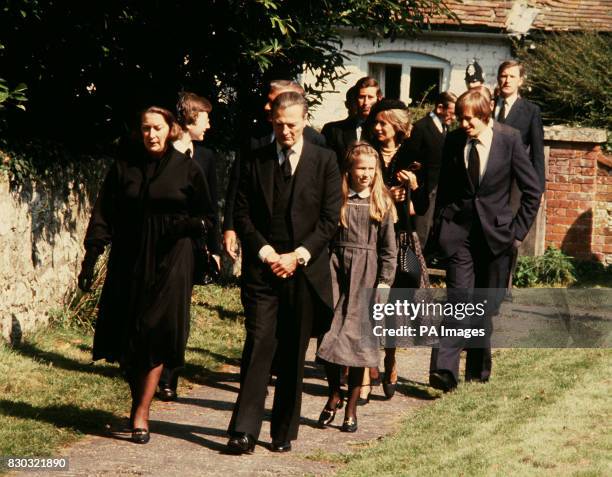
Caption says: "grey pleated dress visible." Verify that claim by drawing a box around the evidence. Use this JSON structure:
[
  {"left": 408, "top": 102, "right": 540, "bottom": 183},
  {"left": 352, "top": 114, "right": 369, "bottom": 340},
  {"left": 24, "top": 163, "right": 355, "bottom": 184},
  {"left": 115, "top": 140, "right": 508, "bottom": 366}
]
[{"left": 317, "top": 195, "right": 397, "bottom": 367}]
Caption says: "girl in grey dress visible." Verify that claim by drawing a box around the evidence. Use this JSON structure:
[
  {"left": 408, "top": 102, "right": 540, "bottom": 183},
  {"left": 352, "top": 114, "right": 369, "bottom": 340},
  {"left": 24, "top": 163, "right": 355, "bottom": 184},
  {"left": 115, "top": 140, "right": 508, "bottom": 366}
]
[{"left": 316, "top": 143, "right": 397, "bottom": 433}]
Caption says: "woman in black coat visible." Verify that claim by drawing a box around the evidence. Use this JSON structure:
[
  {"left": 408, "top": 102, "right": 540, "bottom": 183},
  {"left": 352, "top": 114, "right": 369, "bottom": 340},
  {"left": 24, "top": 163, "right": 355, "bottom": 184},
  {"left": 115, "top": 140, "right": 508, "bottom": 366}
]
[
  {"left": 78, "top": 106, "right": 214, "bottom": 443},
  {"left": 367, "top": 99, "right": 430, "bottom": 400}
]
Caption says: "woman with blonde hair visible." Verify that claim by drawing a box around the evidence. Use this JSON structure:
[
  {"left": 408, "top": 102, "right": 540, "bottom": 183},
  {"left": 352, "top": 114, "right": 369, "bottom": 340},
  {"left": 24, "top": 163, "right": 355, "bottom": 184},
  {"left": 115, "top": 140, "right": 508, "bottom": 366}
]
[{"left": 368, "top": 99, "right": 430, "bottom": 400}]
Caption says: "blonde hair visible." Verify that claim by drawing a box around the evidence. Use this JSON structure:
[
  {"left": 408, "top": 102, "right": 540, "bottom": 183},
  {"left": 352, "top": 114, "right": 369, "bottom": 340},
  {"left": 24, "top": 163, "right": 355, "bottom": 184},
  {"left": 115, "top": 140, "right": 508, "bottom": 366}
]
[
  {"left": 377, "top": 108, "right": 412, "bottom": 143},
  {"left": 340, "top": 142, "right": 397, "bottom": 228}
]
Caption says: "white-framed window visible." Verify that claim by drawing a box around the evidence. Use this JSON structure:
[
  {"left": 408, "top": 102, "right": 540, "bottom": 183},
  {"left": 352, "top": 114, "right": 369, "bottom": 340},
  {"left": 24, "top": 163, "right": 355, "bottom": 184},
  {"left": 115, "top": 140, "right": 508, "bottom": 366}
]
[{"left": 361, "top": 51, "right": 450, "bottom": 105}]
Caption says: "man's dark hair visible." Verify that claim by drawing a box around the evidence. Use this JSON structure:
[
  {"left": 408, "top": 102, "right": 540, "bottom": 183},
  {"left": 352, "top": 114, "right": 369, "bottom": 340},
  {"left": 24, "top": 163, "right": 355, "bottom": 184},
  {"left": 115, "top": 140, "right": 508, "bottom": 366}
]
[
  {"left": 354, "top": 76, "right": 383, "bottom": 99},
  {"left": 435, "top": 91, "right": 457, "bottom": 108}
]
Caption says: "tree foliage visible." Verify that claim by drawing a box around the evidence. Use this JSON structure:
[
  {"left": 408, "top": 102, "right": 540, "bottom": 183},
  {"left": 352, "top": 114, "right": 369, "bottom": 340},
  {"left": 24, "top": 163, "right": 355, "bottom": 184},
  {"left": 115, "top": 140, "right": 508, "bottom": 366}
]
[
  {"left": 515, "top": 32, "right": 612, "bottom": 132},
  {"left": 0, "top": 0, "right": 452, "bottom": 152}
]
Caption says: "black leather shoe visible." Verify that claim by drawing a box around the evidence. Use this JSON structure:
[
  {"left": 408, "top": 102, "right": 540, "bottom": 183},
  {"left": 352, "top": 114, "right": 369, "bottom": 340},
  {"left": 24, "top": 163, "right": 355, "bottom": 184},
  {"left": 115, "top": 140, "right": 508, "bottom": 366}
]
[
  {"left": 131, "top": 428, "right": 150, "bottom": 444},
  {"left": 340, "top": 416, "right": 357, "bottom": 433},
  {"left": 317, "top": 396, "right": 343, "bottom": 428},
  {"left": 227, "top": 433, "right": 256, "bottom": 454},
  {"left": 382, "top": 381, "right": 396, "bottom": 399},
  {"left": 158, "top": 385, "right": 177, "bottom": 402},
  {"left": 270, "top": 440, "right": 292, "bottom": 452},
  {"left": 429, "top": 371, "right": 457, "bottom": 393}
]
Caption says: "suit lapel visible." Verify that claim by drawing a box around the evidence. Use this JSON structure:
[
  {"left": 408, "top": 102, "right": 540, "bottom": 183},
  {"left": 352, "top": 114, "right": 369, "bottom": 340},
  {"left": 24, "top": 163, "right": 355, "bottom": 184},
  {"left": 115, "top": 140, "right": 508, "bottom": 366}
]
[
  {"left": 427, "top": 115, "right": 444, "bottom": 141},
  {"left": 255, "top": 143, "right": 276, "bottom": 215},
  {"left": 292, "top": 141, "right": 315, "bottom": 206},
  {"left": 480, "top": 123, "right": 504, "bottom": 188},
  {"left": 504, "top": 97, "right": 525, "bottom": 126}
]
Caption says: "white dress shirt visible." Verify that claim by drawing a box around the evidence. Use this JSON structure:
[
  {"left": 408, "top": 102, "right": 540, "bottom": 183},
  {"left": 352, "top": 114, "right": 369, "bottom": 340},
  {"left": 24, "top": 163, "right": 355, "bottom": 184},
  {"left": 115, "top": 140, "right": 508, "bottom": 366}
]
[{"left": 258, "top": 136, "right": 311, "bottom": 265}]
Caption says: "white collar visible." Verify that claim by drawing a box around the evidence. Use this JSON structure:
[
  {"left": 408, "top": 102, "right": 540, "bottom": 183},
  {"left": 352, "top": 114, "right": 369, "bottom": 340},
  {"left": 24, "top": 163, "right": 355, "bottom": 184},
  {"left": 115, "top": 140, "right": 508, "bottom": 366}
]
[
  {"left": 276, "top": 136, "right": 304, "bottom": 159},
  {"left": 500, "top": 92, "right": 519, "bottom": 109},
  {"left": 429, "top": 111, "right": 445, "bottom": 133},
  {"left": 473, "top": 120, "right": 494, "bottom": 149},
  {"left": 172, "top": 136, "right": 193, "bottom": 156},
  {"left": 348, "top": 187, "right": 371, "bottom": 198}
]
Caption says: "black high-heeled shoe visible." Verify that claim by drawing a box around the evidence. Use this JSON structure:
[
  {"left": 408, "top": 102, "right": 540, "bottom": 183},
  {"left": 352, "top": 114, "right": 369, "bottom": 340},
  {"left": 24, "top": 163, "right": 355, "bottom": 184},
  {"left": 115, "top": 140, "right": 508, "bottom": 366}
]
[
  {"left": 131, "top": 428, "right": 150, "bottom": 444},
  {"left": 317, "top": 395, "right": 344, "bottom": 428},
  {"left": 340, "top": 416, "right": 358, "bottom": 433}
]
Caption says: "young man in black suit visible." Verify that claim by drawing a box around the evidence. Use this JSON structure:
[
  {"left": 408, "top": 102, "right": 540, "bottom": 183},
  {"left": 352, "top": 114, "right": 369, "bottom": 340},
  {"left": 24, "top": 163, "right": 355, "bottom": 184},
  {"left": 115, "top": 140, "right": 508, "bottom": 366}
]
[
  {"left": 405, "top": 91, "right": 457, "bottom": 251},
  {"left": 429, "top": 87, "right": 542, "bottom": 392},
  {"left": 495, "top": 60, "right": 545, "bottom": 190},
  {"left": 157, "top": 92, "right": 221, "bottom": 402},
  {"left": 226, "top": 92, "right": 341, "bottom": 454},
  {"left": 223, "top": 80, "right": 326, "bottom": 260},
  {"left": 321, "top": 76, "right": 382, "bottom": 166}
]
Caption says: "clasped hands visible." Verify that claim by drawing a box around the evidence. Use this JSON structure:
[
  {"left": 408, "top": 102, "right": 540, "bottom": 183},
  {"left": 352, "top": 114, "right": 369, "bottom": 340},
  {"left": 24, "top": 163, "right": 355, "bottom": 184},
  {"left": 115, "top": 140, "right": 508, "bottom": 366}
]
[
  {"left": 389, "top": 170, "right": 418, "bottom": 203},
  {"left": 265, "top": 251, "right": 298, "bottom": 279}
]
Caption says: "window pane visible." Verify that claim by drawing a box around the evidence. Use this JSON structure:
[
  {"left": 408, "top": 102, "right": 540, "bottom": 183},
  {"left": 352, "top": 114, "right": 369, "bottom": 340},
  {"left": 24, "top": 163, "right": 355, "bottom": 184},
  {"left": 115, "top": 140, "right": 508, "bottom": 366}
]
[{"left": 410, "top": 68, "right": 441, "bottom": 105}]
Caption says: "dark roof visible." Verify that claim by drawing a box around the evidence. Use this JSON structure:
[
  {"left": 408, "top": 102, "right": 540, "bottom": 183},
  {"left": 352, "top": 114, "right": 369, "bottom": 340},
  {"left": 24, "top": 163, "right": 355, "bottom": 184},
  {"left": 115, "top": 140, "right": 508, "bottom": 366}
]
[{"left": 427, "top": 0, "right": 612, "bottom": 33}]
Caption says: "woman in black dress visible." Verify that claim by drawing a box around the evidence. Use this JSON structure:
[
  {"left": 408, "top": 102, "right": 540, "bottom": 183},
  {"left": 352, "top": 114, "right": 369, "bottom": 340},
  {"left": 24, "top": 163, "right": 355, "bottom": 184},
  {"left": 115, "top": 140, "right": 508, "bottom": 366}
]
[
  {"left": 78, "top": 106, "right": 214, "bottom": 443},
  {"left": 367, "top": 99, "right": 430, "bottom": 400}
]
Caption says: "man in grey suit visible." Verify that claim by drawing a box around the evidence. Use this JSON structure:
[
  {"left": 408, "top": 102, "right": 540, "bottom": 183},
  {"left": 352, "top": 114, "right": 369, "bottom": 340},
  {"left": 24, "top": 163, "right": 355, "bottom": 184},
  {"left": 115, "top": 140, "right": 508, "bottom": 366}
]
[{"left": 429, "top": 87, "right": 542, "bottom": 392}]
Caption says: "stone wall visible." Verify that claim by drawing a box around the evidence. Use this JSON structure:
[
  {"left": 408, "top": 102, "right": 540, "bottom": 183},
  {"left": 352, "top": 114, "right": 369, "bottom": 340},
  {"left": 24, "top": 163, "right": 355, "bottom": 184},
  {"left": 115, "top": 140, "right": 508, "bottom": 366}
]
[
  {"left": 544, "top": 126, "right": 611, "bottom": 264},
  {"left": 0, "top": 166, "right": 104, "bottom": 342}
]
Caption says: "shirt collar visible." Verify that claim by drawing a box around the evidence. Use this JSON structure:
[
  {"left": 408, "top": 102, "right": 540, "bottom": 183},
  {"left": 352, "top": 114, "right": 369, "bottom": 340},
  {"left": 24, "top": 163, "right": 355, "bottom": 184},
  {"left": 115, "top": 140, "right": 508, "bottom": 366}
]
[
  {"left": 172, "top": 138, "right": 193, "bottom": 156},
  {"left": 429, "top": 111, "right": 444, "bottom": 133},
  {"left": 348, "top": 187, "right": 371, "bottom": 198},
  {"left": 473, "top": 119, "right": 494, "bottom": 149},
  {"left": 500, "top": 92, "right": 519, "bottom": 109},
  {"left": 276, "top": 136, "right": 304, "bottom": 159}
]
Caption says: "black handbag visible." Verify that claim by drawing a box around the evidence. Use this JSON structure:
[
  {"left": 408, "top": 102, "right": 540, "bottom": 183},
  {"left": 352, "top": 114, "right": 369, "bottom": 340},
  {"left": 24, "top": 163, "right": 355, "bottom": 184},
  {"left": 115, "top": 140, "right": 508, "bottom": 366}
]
[
  {"left": 398, "top": 231, "right": 421, "bottom": 278},
  {"left": 193, "top": 238, "right": 220, "bottom": 285}
]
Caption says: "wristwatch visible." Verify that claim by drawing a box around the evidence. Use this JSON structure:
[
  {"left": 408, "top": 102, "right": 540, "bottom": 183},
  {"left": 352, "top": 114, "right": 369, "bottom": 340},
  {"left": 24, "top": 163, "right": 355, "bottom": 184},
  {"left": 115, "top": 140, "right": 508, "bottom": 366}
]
[{"left": 296, "top": 253, "right": 306, "bottom": 267}]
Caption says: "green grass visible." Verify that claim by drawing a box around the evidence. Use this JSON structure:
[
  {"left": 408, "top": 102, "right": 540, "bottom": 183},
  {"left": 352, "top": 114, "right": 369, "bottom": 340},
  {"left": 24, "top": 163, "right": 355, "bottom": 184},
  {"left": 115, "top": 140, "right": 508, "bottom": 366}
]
[
  {"left": 0, "top": 283, "right": 244, "bottom": 459},
  {"left": 315, "top": 348, "right": 612, "bottom": 476}
]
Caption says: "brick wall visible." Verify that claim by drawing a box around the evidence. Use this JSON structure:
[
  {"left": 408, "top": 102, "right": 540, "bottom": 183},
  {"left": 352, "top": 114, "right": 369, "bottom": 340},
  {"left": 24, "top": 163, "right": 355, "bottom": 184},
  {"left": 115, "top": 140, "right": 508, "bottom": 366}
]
[{"left": 544, "top": 126, "right": 611, "bottom": 264}]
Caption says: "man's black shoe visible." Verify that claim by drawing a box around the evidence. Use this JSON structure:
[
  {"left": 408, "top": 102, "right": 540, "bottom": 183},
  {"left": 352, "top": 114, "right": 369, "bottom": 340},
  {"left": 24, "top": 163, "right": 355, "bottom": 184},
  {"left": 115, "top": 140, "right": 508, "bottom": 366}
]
[
  {"left": 227, "top": 433, "right": 256, "bottom": 454},
  {"left": 270, "top": 440, "right": 292, "bottom": 453},
  {"left": 429, "top": 371, "right": 457, "bottom": 393},
  {"left": 157, "top": 385, "right": 177, "bottom": 402}
]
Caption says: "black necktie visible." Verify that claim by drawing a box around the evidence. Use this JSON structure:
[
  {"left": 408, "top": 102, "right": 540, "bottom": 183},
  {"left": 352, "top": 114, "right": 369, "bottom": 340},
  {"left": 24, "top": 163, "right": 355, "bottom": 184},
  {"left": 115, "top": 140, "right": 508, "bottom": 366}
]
[
  {"left": 185, "top": 148, "right": 192, "bottom": 159},
  {"left": 281, "top": 149, "right": 292, "bottom": 179},
  {"left": 468, "top": 139, "right": 480, "bottom": 188},
  {"left": 497, "top": 101, "right": 506, "bottom": 123}
]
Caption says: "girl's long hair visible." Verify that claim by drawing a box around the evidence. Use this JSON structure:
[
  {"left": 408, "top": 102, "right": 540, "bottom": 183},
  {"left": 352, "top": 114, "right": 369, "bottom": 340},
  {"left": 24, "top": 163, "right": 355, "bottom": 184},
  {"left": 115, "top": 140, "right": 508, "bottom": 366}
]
[{"left": 340, "top": 142, "right": 397, "bottom": 228}]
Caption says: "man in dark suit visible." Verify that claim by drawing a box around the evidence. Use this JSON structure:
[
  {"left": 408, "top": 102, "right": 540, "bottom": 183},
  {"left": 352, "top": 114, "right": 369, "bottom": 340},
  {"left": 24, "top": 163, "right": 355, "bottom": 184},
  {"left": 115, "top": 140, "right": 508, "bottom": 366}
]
[
  {"left": 223, "top": 80, "right": 326, "bottom": 260},
  {"left": 429, "top": 87, "right": 541, "bottom": 392},
  {"left": 226, "top": 92, "right": 341, "bottom": 453},
  {"left": 321, "top": 76, "right": 382, "bottom": 166},
  {"left": 158, "top": 92, "right": 221, "bottom": 401},
  {"left": 495, "top": 60, "right": 545, "bottom": 190},
  {"left": 405, "top": 91, "right": 457, "bottom": 251}
]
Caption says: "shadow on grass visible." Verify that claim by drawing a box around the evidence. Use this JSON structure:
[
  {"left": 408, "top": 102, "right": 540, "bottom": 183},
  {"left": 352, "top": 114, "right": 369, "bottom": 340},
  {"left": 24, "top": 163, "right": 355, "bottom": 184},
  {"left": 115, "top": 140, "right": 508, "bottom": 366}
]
[
  {"left": 185, "top": 347, "right": 241, "bottom": 366},
  {"left": 191, "top": 302, "right": 243, "bottom": 321},
  {"left": 0, "top": 399, "right": 118, "bottom": 437},
  {"left": 395, "top": 377, "right": 439, "bottom": 400},
  {"left": 13, "top": 341, "right": 122, "bottom": 380},
  {"left": 183, "top": 367, "right": 241, "bottom": 394}
]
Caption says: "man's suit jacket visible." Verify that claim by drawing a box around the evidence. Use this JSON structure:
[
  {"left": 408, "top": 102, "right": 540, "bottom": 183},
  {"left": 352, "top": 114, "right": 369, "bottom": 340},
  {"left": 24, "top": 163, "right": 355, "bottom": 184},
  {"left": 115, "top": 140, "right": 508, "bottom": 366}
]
[
  {"left": 499, "top": 97, "right": 545, "bottom": 190},
  {"left": 234, "top": 141, "right": 341, "bottom": 308},
  {"left": 321, "top": 116, "right": 359, "bottom": 167},
  {"left": 405, "top": 114, "right": 445, "bottom": 194},
  {"left": 435, "top": 122, "right": 541, "bottom": 258},
  {"left": 193, "top": 143, "right": 221, "bottom": 255},
  {"left": 223, "top": 125, "right": 326, "bottom": 232}
]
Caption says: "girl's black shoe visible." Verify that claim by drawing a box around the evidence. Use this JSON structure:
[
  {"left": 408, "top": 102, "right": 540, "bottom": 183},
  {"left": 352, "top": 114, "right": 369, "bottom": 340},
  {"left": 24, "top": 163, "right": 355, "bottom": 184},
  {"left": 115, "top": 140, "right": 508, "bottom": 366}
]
[
  {"left": 131, "top": 428, "right": 150, "bottom": 444},
  {"left": 340, "top": 416, "right": 357, "bottom": 433},
  {"left": 317, "top": 396, "right": 344, "bottom": 428}
]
